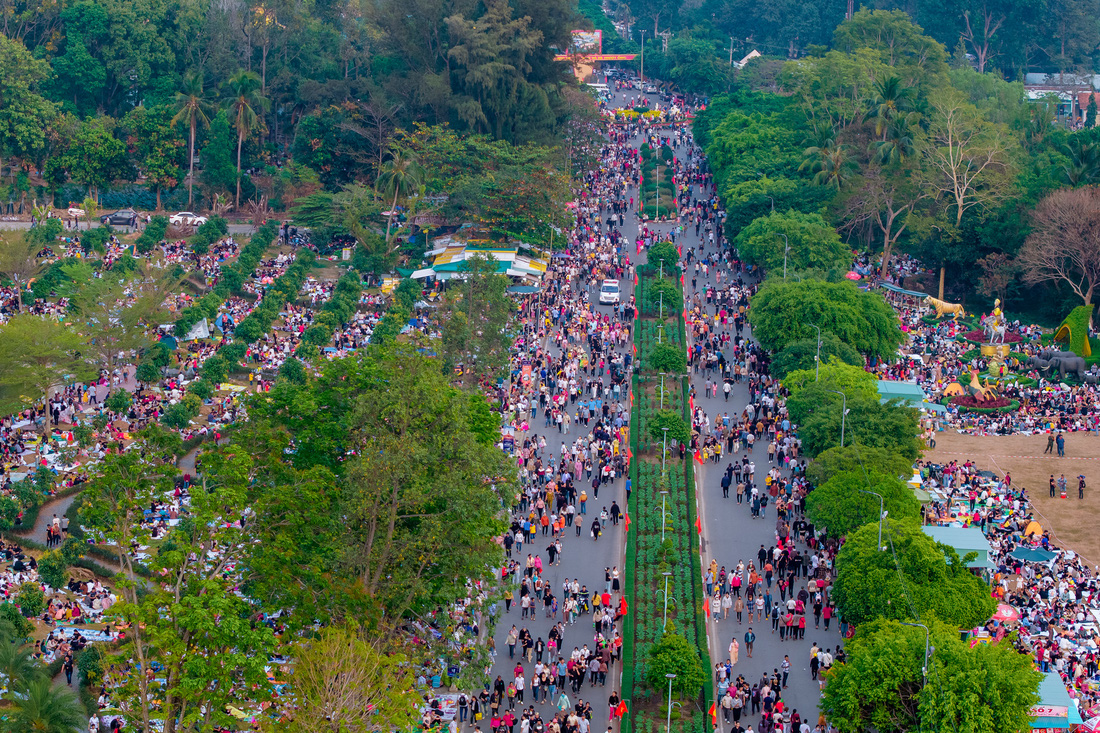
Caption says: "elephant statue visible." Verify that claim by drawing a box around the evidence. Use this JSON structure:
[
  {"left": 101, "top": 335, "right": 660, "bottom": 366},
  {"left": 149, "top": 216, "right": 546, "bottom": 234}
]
[{"left": 1026, "top": 354, "right": 1087, "bottom": 382}]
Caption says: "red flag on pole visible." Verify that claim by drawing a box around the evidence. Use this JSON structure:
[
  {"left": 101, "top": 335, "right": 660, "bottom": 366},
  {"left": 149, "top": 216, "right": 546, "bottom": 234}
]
[
  {"left": 695, "top": 516, "right": 702, "bottom": 534},
  {"left": 616, "top": 701, "right": 628, "bottom": 718},
  {"left": 624, "top": 512, "right": 631, "bottom": 533},
  {"left": 704, "top": 599, "right": 711, "bottom": 618},
  {"left": 709, "top": 702, "right": 717, "bottom": 726}
]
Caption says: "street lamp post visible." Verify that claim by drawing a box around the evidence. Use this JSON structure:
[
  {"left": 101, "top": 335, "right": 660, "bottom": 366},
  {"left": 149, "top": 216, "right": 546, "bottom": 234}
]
[
  {"left": 661, "top": 427, "right": 670, "bottom": 474},
  {"left": 659, "top": 258, "right": 664, "bottom": 279},
  {"left": 661, "top": 571, "right": 673, "bottom": 629},
  {"left": 659, "top": 372, "right": 667, "bottom": 409},
  {"left": 778, "top": 233, "right": 790, "bottom": 280},
  {"left": 859, "top": 489, "right": 886, "bottom": 551},
  {"left": 825, "top": 389, "right": 848, "bottom": 447},
  {"left": 665, "top": 674, "right": 677, "bottom": 733},
  {"left": 660, "top": 489, "right": 669, "bottom": 542},
  {"left": 767, "top": 195, "right": 775, "bottom": 212},
  {"left": 658, "top": 291, "right": 664, "bottom": 342},
  {"left": 640, "top": 31, "right": 646, "bottom": 83}
]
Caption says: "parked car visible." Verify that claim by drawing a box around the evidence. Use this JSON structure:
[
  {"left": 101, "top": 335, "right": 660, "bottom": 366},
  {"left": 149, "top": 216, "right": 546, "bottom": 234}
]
[
  {"left": 169, "top": 211, "right": 208, "bottom": 226},
  {"left": 599, "top": 279, "right": 621, "bottom": 305},
  {"left": 100, "top": 208, "right": 139, "bottom": 226}
]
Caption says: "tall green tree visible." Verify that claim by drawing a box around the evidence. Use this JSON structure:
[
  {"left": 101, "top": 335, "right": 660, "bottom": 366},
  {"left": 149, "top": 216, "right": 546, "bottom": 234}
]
[
  {"left": 748, "top": 279, "right": 904, "bottom": 359},
  {"left": 223, "top": 70, "right": 268, "bottom": 211},
  {"left": 805, "top": 470, "right": 921, "bottom": 539},
  {"left": 833, "top": 518, "right": 996, "bottom": 628},
  {"left": 440, "top": 253, "right": 515, "bottom": 386},
  {"left": 199, "top": 110, "right": 237, "bottom": 198},
  {"left": 734, "top": 210, "right": 852, "bottom": 275},
  {"left": 63, "top": 116, "right": 130, "bottom": 203},
  {"left": 376, "top": 146, "right": 424, "bottom": 243},
  {"left": 170, "top": 72, "right": 214, "bottom": 208},
  {"left": 823, "top": 618, "right": 1040, "bottom": 733},
  {"left": 0, "top": 231, "right": 46, "bottom": 311},
  {"left": 122, "top": 105, "right": 185, "bottom": 210},
  {"left": 0, "top": 35, "right": 55, "bottom": 177},
  {"left": 80, "top": 430, "right": 276, "bottom": 733},
  {"left": 0, "top": 314, "right": 93, "bottom": 429}
]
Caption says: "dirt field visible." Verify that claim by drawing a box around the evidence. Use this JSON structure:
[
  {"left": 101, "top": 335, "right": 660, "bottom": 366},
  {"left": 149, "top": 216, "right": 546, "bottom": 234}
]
[{"left": 926, "top": 431, "right": 1100, "bottom": 566}]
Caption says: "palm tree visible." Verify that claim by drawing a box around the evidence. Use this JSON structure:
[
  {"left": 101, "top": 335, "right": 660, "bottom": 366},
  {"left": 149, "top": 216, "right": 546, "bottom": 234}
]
[
  {"left": 377, "top": 147, "right": 425, "bottom": 243},
  {"left": 170, "top": 72, "right": 215, "bottom": 209},
  {"left": 869, "top": 76, "right": 913, "bottom": 140},
  {"left": 7, "top": 678, "right": 86, "bottom": 733},
  {"left": 870, "top": 112, "right": 919, "bottom": 166},
  {"left": 1062, "top": 137, "right": 1100, "bottom": 185},
  {"left": 800, "top": 136, "right": 854, "bottom": 189},
  {"left": 0, "top": 634, "right": 39, "bottom": 686},
  {"left": 224, "top": 70, "right": 269, "bottom": 211}
]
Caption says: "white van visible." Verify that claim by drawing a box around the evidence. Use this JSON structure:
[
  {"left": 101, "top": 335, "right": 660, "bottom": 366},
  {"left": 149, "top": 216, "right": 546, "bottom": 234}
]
[{"left": 599, "top": 279, "right": 621, "bottom": 304}]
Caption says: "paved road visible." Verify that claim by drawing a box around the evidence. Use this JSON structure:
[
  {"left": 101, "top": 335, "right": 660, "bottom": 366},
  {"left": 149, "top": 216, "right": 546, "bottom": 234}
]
[
  {"left": 0, "top": 220, "right": 256, "bottom": 235},
  {"left": 672, "top": 167, "right": 845, "bottom": 729}
]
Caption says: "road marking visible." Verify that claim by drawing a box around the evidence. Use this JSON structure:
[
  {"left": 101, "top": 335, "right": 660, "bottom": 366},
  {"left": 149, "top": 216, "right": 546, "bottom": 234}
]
[{"left": 932, "top": 452, "right": 1100, "bottom": 461}]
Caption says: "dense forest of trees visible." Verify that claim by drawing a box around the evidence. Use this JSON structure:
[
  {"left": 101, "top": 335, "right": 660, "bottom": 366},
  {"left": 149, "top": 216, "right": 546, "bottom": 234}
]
[
  {"left": 693, "top": 8, "right": 1100, "bottom": 322},
  {"left": 614, "top": 0, "right": 1100, "bottom": 81},
  {"left": 0, "top": 0, "right": 592, "bottom": 212}
]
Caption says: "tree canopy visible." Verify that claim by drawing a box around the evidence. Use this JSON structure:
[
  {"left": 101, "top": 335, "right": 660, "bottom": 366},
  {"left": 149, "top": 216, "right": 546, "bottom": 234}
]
[
  {"left": 805, "top": 469, "right": 921, "bottom": 539},
  {"left": 749, "top": 279, "right": 904, "bottom": 359},
  {"left": 823, "top": 617, "right": 1040, "bottom": 733},
  {"left": 832, "top": 519, "right": 997, "bottom": 628}
]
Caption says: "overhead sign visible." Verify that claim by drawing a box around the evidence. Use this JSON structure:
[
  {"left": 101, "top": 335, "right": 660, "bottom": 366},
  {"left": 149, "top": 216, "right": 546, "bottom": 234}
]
[
  {"left": 570, "top": 29, "right": 602, "bottom": 54},
  {"left": 1029, "top": 705, "right": 1069, "bottom": 718}
]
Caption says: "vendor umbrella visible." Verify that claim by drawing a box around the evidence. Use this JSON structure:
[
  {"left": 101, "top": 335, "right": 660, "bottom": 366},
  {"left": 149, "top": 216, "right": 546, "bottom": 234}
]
[
  {"left": 845, "top": 271, "right": 861, "bottom": 281},
  {"left": 991, "top": 603, "right": 1020, "bottom": 623}
]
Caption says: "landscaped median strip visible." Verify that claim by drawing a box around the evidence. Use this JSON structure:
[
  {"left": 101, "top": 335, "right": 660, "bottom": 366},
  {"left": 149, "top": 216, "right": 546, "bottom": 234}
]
[{"left": 620, "top": 249, "right": 711, "bottom": 733}]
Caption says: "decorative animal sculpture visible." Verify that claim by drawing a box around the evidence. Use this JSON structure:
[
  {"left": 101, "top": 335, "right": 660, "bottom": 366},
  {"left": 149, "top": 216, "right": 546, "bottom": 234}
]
[
  {"left": 1026, "top": 354, "right": 1088, "bottom": 382},
  {"left": 982, "top": 314, "right": 1006, "bottom": 344},
  {"left": 966, "top": 369, "right": 999, "bottom": 402},
  {"left": 924, "top": 296, "right": 966, "bottom": 321}
]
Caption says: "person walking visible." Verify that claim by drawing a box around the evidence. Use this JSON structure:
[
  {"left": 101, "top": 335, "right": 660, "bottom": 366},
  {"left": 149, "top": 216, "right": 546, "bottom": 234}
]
[
  {"left": 1045, "top": 432, "right": 1055, "bottom": 454},
  {"left": 1080, "top": 475, "right": 1086, "bottom": 500},
  {"left": 744, "top": 628, "right": 755, "bottom": 658}
]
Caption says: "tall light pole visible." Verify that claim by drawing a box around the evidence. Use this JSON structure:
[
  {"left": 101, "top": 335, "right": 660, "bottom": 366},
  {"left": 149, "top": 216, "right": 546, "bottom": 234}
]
[
  {"left": 859, "top": 489, "right": 886, "bottom": 551},
  {"left": 658, "top": 291, "right": 664, "bottom": 342},
  {"left": 660, "top": 571, "right": 673, "bottom": 630},
  {"left": 659, "top": 372, "right": 667, "bottom": 409},
  {"left": 778, "top": 233, "right": 790, "bottom": 280},
  {"left": 825, "top": 389, "right": 848, "bottom": 448},
  {"left": 729, "top": 37, "right": 734, "bottom": 66},
  {"left": 661, "top": 427, "right": 670, "bottom": 474},
  {"left": 660, "top": 489, "right": 669, "bottom": 542},
  {"left": 639, "top": 31, "right": 646, "bottom": 83},
  {"left": 665, "top": 673, "right": 677, "bottom": 733},
  {"left": 809, "top": 324, "right": 821, "bottom": 382},
  {"left": 900, "top": 620, "right": 932, "bottom": 732},
  {"left": 767, "top": 195, "right": 775, "bottom": 212}
]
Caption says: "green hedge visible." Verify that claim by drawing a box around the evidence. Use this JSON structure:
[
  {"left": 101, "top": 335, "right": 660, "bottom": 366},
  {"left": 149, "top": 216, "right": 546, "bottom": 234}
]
[{"left": 174, "top": 221, "right": 279, "bottom": 337}]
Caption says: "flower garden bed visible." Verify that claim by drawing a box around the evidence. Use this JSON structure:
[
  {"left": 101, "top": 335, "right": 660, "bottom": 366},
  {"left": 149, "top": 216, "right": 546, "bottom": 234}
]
[
  {"left": 942, "top": 395, "right": 1021, "bottom": 413},
  {"left": 962, "top": 329, "right": 1023, "bottom": 344}
]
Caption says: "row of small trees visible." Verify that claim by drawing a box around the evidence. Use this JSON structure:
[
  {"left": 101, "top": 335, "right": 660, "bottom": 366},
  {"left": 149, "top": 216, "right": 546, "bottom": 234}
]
[{"left": 724, "top": 175, "right": 1044, "bottom": 733}]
